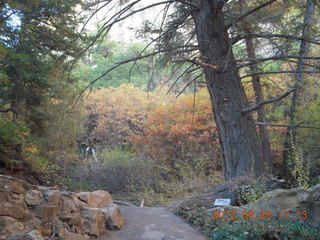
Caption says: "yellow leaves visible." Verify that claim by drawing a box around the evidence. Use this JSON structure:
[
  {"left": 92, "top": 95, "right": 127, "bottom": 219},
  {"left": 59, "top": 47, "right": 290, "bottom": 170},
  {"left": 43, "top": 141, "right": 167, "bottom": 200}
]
[
  {"left": 86, "top": 84, "right": 160, "bottom": 146},
  {"left": 85, "top": 85, "right": 221, "bottom": 166},
  {"left": 25, "top": 146, "right": 39, "bottom": 153},
  {"left": 131, "top": 88, "right": 220, "bottom": 163}
]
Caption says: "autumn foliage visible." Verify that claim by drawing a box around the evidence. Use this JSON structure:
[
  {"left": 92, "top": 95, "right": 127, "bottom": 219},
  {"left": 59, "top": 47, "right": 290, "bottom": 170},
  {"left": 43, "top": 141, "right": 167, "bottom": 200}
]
[
  {"left": 85, "top": 84, "right": 158, "bottom": 147},
  {"left": 85, "top": 85, "right": 221, "bottom": 171},
  {"left": 131, "top": 88, "right": 221, "bottom": 170}
]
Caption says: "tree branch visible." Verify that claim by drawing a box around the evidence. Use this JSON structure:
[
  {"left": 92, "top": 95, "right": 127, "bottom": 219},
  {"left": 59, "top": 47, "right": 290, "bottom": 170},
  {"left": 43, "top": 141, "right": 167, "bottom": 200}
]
[
  {"left": 72, "top": 45, "right": 198, "bottom": 108},
  {"left": 237, "top": 55, "right": 320, "bottom": 68},
  {"left": 225, "top": 0, "right": 278, "bottom": 29},
  {"left": 176, "top": 0, "right": 198, "bottom": 8},
  {"left": 255, "top": 122, "right": 320, "bottom": 130},
  {"left": 176, "top": 72, "right": 203, "bottom": 98},
  {"left": 242, "top": 88, "right": 296, "bottom": 114},
  {"left": 67, "top": 0, "right": 174, "bottom": 81},
  {"left": 174, "top": 58, "right": 220, "bottom": 71},
  {"left": 233, "top": 33, "right": 320, "bottom": 45},
  {"left": 241, "top": 70, "right": 320, "bottom": 79},
  {"left": 128, "top": 7, "right": 191, "bottom": 82}
]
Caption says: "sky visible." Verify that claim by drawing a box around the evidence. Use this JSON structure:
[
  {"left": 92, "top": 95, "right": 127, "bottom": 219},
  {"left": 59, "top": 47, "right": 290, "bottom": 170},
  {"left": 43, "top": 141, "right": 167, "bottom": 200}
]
[{"left": 85, "top": 0, "right": 171, "bottom": 43}]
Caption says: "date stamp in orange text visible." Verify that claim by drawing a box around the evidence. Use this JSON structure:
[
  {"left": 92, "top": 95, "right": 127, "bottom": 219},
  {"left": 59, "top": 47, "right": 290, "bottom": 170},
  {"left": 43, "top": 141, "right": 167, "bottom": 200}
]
[{"left": 210, "top": 209, "right": 308, "bottom": 220}]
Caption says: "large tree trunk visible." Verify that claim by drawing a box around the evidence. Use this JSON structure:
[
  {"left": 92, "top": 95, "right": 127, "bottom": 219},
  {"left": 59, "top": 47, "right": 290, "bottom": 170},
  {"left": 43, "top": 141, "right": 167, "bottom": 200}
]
[
  {"left": 282, "top": 0, "right": 315, "bottom": 179},
  {"left": 245, "top": 35, "right": 274, "bottom": 169},
  {"left": 191, "top": 0, "right": 265, "bottom": 180}
]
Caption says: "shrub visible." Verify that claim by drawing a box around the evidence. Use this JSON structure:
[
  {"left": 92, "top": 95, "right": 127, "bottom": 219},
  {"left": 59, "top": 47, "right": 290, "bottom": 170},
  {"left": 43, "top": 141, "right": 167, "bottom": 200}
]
[
  {"left": 85, "top": 84, "right": 160, "bottom": 148},
  {"left": 237, "top": 178, "right": 267, "bottom": 205},
  {"left": 210, "top": 219, "right": 320, "bottom": 240},
  {"left": 177, "top": 206, "right": 320, "bottom": 240},
  {"left": 131, "top": 88, "right": 221, "bottom": 171}
]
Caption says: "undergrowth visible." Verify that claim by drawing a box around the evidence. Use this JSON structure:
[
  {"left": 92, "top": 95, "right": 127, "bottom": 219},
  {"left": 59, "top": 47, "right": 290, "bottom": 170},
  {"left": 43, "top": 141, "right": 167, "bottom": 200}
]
[{"left": 176, "top": 206, "right": 320, "bottom": 240}]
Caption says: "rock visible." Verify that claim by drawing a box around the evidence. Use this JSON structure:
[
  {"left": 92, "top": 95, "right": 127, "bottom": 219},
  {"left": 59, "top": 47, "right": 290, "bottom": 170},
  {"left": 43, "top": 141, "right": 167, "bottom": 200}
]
[
  {"left": 25, "top": 190, "right": 44, "bottom": 206},
  {"left": 60, "top": 193, "right": 82, "bottom": 215},
  {"left": 25, "top": 230, "right": 44, "bottom": 240},
  {"left": 81, "top": 207, "right": 106, "bottom": 237},
  {"left": 9, "top": 231, "right": 44, "bottom": 240},
  {"left": 304, "top": 185, "right": 320, "bottom": 227},
  {"left": 0, "top": 216, "right": 31, "bottom": 239},
  {"left": 0, "top": 174, "right": 123, "bottom": 240},
  {"left": 59, "top": 214, "right": 86, "bottom": 235},
  {"left": 77, "top": 190, "right": 113, "bottom": 208},
  {"left": 7, "top": 230, "right": 44, "bottom": 240},
  {"left": 55, "top": 231, "right": 87, "bottom": 240},
  {"left": 0, "top": 176, "right": 26, "bottom": 194},
  {"left": 245, "top": 187, "right": 310, "bottom": 211},
  {"left": 42, "top": 189, "right": 61, "bottom": 206},
  {"left": 102, "top": 204, "right": 125, "bottom": 230},
  {"left": 34, "top": 205, "right": 60, "bottom": 220},
  {"left": 0, "top": 202, "right": 32, "bottom": 221},
  {"left": 243, "top": 184, "right": 320, "bottom": 227}
]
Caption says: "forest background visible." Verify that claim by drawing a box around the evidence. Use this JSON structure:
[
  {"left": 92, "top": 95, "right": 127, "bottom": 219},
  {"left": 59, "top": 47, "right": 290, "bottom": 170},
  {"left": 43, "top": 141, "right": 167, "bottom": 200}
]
[{"left": 0, "top": 0, "right": 320, "bottom": 208}]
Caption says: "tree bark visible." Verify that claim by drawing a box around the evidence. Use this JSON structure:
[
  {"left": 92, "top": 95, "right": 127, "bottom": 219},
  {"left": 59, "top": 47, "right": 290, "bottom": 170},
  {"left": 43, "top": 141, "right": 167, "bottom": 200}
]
[
  {"left": 282, "top": 0, "right": 315, "bottom": 179},
  {"left": 191, "top": 0, "right": 265, "bottom": 180},
  {"left": 245, "top": 34, "right": 274, "bottom": 170}
]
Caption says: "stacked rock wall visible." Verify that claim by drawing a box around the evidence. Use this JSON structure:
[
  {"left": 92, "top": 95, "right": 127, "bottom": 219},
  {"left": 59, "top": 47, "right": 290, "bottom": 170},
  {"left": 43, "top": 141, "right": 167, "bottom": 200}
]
[{"left": 0, "top": 175, "right": 124, "bottom": 240}]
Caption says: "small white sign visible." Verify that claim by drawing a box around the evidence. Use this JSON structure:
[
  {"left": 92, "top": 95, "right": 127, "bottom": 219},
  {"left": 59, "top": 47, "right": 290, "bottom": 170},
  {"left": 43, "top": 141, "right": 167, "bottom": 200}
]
[{"left": 214, "top": 198, "right": 231, "bottom": 206}]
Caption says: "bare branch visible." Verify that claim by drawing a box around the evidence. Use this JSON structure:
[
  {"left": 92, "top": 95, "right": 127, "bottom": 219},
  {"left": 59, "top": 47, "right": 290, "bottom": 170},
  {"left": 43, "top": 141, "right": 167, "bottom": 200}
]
[
  {"left": 242, "top": 88, "right": 296, "bottom": 114},
  {"left": 167, "top": 64, "right": 196, "bottom": 94},
  {"left": 241, "top": 70, "right": 320, "bottom": 79},
  {"left": 80, "top": 1, "right": 118, "bottom": 33},
  {"left": 255, "top": 122, "right": 320, "bottom": 130},
  {"left": 176, "top": 0, "right": 198, "bottom": 8},
  {"left": 237, "top": 55, "right": 320, "bottom": 68},
  {"left": 225, "top": 0, "right": 278, "bottom": 29},
  {"left": 238, "top": 59, "right": 319, "bottom": 70},
  {"left": 72, "top": 45, "right": 198, "bottom": 108},
  {"left": 174, "top": 58, "right": 220, "bottom": 71},
  {"left": 233, "top": 34, "right": 320, "bottom": 45},
  {"left": 128, "top": 6, "right": 191, "bottom": 82},
  {"left": 176, "top": 72, "right": 203, "bottom": 98},
  {"left": 67, "top": 0, "right": 174, "bottom": 80}
]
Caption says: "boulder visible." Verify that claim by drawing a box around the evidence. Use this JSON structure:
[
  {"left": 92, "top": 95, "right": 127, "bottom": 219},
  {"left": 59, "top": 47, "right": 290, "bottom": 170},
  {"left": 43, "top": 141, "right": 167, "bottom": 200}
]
[
  {"left": 7, "top": 230, "right": 44, "bottom": 240},
  {"left": 60, "top": 192, "right": 84, "bottom": 215},
  {"left": 24, "top": 230, "right": 44, "bottom": 240},
  {"left": 42, "top": 189, "right": 61, "bottom": 206},
  {"left": 77, "top": 190, "right": 113, "bottom": 208},
  {"left": 0, "top": 176, "right": 26, "bottom": 194},
  {"left": 0, "top": 216, "right": 28, "bottom": 239},
  {"left": 81, "top": 207, "right": 106, "bottom": 237},
  {"left": 303, "top": 185, "right": 320, "bottom": 227},
  {"left": 25, "top": 190, "right": 44, "bottom": 206},
  {"left": 34, "top": 205, "right": 60, "bottom": 220},
  {"left": 59, "top": 214, "right": 86, "bottom": 235},
  {"left": 0, "top": 202, "right": 32, "bottom": 221},
  {"left": 243, "top": 184, "right": 320, "bottom": 227},
  {"left": 102, "top": 204, "right": 125, "bottom": 230}
]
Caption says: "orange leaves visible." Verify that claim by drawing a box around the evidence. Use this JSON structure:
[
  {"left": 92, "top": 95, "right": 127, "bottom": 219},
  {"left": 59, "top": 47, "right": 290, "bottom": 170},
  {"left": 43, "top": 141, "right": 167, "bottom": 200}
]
[
  {"left": 85, "top": 85, "right": 221, "bottom": 168},
  {"left": 131, "top": 88, "right": 220, "bottom": 165},
  {"left": 86, "top": 84, "right": 161, "bottom": 147}
]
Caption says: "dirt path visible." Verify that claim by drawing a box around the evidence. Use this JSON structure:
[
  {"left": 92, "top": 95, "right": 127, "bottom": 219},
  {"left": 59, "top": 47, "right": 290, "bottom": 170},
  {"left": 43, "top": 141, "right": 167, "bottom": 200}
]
[{"left": 101, "top": 205, "right": 208, "bottom": 240}]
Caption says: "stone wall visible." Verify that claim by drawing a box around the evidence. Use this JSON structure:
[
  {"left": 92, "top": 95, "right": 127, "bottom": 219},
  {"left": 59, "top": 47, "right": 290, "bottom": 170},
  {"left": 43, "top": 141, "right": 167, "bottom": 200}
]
[{"left": 0, "top": 175, "right": 124, "bottom": 240}]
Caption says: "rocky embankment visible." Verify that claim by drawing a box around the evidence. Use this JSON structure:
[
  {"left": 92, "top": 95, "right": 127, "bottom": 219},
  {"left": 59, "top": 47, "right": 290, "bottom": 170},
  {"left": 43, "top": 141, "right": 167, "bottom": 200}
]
[
  {"left": 169, "top": 177, "right": 320, "bottom": 228},
  {"left": 0, "top": 175, "right": 124, "bottom": 240}
]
